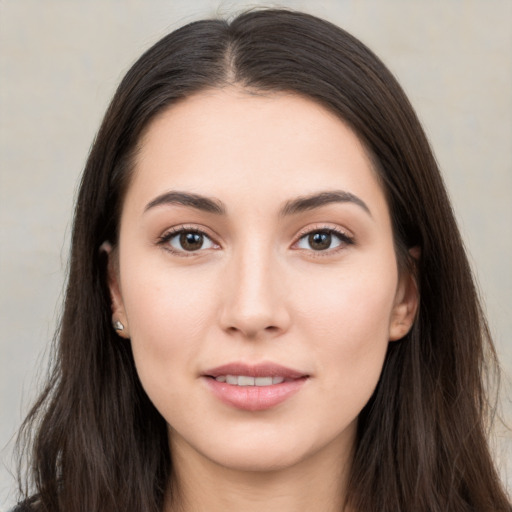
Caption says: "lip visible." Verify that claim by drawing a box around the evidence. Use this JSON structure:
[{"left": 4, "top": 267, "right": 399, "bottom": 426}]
[
  {"left": 202, "top": 362, "right": 309, "bottom": 411},
  {"left": 204, "top": 362, "right": 306, "bottom": 379}
]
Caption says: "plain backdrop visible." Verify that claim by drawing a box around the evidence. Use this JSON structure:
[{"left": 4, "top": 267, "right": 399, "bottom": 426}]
[{"left": 1, "top": 0, "right": 511, "bottom": 509}]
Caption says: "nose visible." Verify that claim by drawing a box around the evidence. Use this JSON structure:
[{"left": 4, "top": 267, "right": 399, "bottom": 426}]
[{"left": 219, "top": 244, "right": 291, "bottom": 340}]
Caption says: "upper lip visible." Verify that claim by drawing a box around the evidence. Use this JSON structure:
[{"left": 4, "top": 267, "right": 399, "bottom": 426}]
[{"left": 203, "top": 362, "right": 308, "bottom": 379}]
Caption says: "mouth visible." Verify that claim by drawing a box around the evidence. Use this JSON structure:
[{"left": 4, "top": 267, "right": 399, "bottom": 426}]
[
  {"left": 211, "top": 375, "right": 288, "bottom": 386},
  {"left": 202, "top": 362, "right": 309, "bottom": 411}
]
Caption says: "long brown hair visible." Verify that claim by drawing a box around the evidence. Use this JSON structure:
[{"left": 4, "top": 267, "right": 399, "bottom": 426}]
[{"left": 16, "top": 8, "right": 510, "bottom": 512}]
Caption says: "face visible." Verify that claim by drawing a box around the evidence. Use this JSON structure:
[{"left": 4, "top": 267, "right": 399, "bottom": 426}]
[{"left": 107, "top": 88, "right": 418, "bottom": 474}]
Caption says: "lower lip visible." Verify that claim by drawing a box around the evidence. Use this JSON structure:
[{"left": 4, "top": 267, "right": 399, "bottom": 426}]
[{"left": 203, "top": 377, "right": 308, "bottom": 411}]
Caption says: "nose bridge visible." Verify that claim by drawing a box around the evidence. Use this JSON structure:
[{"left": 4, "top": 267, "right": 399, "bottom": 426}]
[{"left": 220, "top": 236, "right": 289, "bottom": 338}]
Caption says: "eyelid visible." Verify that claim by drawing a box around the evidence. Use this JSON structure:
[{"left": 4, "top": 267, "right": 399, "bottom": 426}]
[
  {"left": 291, "top": 223, "right": 355, "bottom": 254},
  {"left": 155, "top": 222, "right": 354, "bottom": 257},
  {"left": 157, "top": 224, "right": 221, "bottom": 255}
]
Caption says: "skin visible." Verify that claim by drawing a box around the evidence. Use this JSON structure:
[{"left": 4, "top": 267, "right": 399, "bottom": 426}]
[{"left": 106, "top": 88, "right": 419, "bottom": 512}]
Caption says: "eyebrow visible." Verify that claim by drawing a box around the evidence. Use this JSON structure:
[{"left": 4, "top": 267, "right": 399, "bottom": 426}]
[
  {"left": 144, "top": 189, "right": 371, "bottom": 217},
  {"left": 144, "top": 191, "right": 226, "bottom": 214},
  {"left": 280, "top": 190, "right": 372, "bottom": 217}
]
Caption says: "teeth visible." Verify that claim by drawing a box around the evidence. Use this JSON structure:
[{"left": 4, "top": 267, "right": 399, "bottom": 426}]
[
  {"left": 255, "top": 377, "right": 272, "bottom": 386},
  {"left": 238, "top": 376, "right": 255, "bottom": 386},
  {"left": 215, "top": 375, "right": 286, "bottom": 386},
  {"left": 225, "top": 375, "right": 238, "bottom": 385}
]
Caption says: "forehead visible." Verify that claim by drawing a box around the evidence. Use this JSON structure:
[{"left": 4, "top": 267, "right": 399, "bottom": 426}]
[{"left": 126, "top": 88, "right": 388, "bottom": 218}]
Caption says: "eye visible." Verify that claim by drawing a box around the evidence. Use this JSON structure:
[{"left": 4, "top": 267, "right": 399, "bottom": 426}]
[
  {"left": 295, "top": 229, "right": 352, "bottom": 252},
  {"left": 160, "top": 229, "right": 217, "bottom": 253}
]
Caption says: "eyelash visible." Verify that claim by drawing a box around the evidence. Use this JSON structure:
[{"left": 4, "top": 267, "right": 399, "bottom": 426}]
[
  {"left": 157, "top": 225, "right": 219, "bottom": 257},
  {"left": 157, "top": 225, "right": 354, "bottom": 257},
  {"left": 293, "top": 225, "right": 355, "bottom": 256}
]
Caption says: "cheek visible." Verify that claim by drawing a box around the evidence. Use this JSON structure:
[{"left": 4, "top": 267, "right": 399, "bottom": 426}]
[
  {"left": 296, "top": 257, "right": 397, "bottom": 334},
  {"left": 293, "top": 259, "right": 398, "bottom": 394},
  {"left": 119, "top": 258, "right": 218, "bottom": 390}
]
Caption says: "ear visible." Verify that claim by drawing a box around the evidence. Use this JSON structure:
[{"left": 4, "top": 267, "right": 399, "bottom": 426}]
[
  {"left": 388, "top": 247, "right": 420, "bottom": 342},
  {"left": 100, "top": 241, "right": 130, "bottom": 338}
]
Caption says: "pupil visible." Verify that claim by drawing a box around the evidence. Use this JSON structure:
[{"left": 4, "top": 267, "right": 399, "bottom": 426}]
[
  {"left": 180, "top": 232, "right": 203, "bottom": 251},
  {"left": 309, "top": 232, "right": 331, "bottom": 250}
]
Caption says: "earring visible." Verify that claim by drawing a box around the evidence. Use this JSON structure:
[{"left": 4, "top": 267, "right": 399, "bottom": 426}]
[{"left": 113, "top": 320, "right": 124, "bottom": 331}]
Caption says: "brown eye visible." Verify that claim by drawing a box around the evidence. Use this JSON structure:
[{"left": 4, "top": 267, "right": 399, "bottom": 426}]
[
  {"left": 296, "top": 229, "right": 352, "bottom": 252},
  {"left": 164, "top": 230, "right": 216, "bottom": 253},
  {"left": 180, "top": 232, "right": 204, "bottom": 251},
  {"left": 308, "top": 232, "right": 332, "bottom": 250}
]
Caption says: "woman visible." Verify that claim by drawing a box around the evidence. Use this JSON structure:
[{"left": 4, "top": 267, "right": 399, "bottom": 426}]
[{"left": 15, "top": 8, "right": 510, "bottom": 512}]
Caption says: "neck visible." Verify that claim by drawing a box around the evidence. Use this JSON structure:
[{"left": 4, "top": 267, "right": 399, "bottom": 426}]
[{"left": 164, "top": 432, "right": 354, "bottom": 512}]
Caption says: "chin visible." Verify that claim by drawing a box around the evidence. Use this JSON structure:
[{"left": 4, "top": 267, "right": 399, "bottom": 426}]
[
  {"left": 207, "top": 444, "right": 308, "bottom": 473},
  {"left": 171, "top": 419, "right": 356, "bottom": 476}
]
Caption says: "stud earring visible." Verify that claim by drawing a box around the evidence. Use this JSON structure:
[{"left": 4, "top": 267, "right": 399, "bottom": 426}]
[{"left": 113, "top": 320, "right": 124, "bottom": 331}]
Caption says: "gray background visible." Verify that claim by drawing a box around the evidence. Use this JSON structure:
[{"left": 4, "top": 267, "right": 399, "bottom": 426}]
[{"left": 1, "top": 0, "right": 511, "bottom": 508}]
